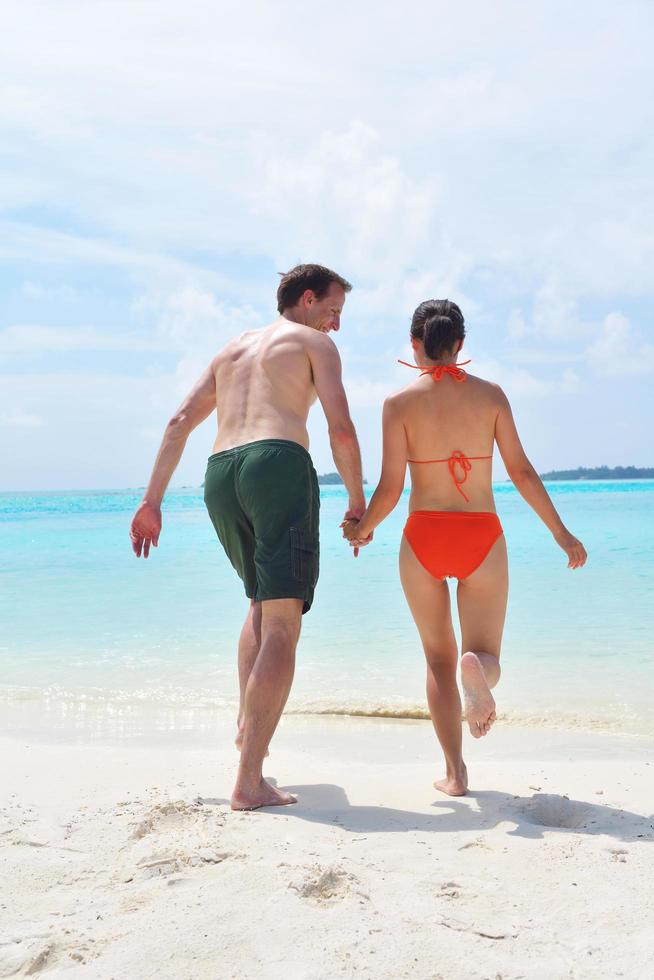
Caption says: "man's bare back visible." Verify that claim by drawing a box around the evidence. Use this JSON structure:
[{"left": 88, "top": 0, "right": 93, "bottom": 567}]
[{"left": 212, "top": 319, "right": 331, "bottom": 454}]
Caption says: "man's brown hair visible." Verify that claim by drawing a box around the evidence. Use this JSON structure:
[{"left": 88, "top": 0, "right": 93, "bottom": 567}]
[{"left": 276, "top": 263, "right": 352, "bottom": 314}]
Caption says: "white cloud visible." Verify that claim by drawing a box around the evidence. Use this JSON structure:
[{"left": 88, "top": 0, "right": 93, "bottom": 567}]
[
  {"left": 506, "top": 279, "right": 593, "bottom": 345},
  {"left": 1, "top": 1, "right": 653, "bottom": 487},
  {"left": 0, "top": 324, "right": 163, "bottom": 353},
  {"left": 472, "top": 357, "right": 585, "bottom": 400},
  {"left": 2, "top": 2, "right": 650, "bottom": 297},
  {"left": 157, "top": 288, "right": 260, "bottom": 354},
  {"left": 147, "top": 287, "right": 262, "bottom": 397},
  {"left": 0, "top": 410, "right": 44, "bottom": 428},
  {"left": 21, "top": 281, "right": 79, "bottom": 303},
  {"left": 587, "top": 312, "right": 654, "bottom": 376},
  {"left": 343, "top": 377, "right": 395, "bottom": 410}
]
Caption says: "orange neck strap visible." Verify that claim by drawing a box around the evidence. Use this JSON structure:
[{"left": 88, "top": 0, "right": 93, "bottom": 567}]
[{"left": 398, "top": 359, "right": 471, "bottom": 382}]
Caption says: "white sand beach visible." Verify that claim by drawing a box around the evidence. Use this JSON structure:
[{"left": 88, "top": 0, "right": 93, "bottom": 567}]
[{"left": 1, "top": 717, "right": 652, "bottom": 979}]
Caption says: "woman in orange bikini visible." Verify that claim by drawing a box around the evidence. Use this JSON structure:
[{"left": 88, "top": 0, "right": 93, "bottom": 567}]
[{"left": 343, "top": 299, "right": 587, "bottom": 797}]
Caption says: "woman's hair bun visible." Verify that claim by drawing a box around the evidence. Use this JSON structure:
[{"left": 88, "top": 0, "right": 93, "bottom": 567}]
[{"left": 410, "top": 300, "right": 465, "bottom": 360}]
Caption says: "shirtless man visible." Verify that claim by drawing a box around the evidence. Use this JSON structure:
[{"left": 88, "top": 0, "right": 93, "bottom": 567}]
[{"left": 129, "top": 264, "right": 365, "bottom": 810}]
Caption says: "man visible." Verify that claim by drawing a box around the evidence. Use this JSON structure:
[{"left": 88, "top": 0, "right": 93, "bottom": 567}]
[{"left": 129, "top": 264, "right": 365, "bottom": 810}]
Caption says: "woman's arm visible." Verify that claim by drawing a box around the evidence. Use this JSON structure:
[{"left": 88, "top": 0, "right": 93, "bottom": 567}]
[
  {"left": 494, "top": 387, "right": 587, "bottom": 569},
  {"left": 343, "top": 397, "right": 407, "bottom": 545}
]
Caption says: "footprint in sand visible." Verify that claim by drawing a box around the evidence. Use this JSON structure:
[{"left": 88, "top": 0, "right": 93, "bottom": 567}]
[
  {"left": 289, "top": 865, "right": 369, "bottom": 905},
  {"left": 119, "top": 800, "right": 236, "bottom": 882},
  {"left": 458, "top": 837, "right": 492, "bottom": 852},
  {"left": 136, "top": 845, "right": 236, "bottom": 879},
  {"left": 439, "top": 881, "right": 463, "bottom": 899},
  {"left": 0, "top": 940, "right": 56, "bottom": 976},
  {"left": 130, "top": 800, "right": 212, "bottom": 840},
  {"left": 510, "top": 794, "right": 590, "bottom": 830}
]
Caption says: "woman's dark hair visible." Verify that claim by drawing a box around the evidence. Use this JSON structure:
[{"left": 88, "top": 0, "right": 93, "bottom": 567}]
[
  {"left": 410, "top": 299, "right": 465, "bottom": 360},
  {"left": 277, "top": 263, "right": 352, "bottom": 313}
]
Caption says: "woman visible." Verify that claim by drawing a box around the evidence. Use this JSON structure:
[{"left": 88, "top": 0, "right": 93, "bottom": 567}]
[{"left": 343, "top": 300, "right": 587, "bottom": 797}]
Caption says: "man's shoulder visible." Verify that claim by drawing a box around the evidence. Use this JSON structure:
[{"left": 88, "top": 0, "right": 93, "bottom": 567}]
[{"left": 301, "top": 330, "right": 339, "bottom": 359}]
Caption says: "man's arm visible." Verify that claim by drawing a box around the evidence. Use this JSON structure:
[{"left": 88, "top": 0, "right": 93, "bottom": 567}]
[
  {"left": 130, "top": 362, "right": 217, "bottom": 558},
  {"left": 308, "top": 336, "right": 366, "bottom": 518},
  {"left": 494, "top": 387, "right": 587, "bottom": 569}
]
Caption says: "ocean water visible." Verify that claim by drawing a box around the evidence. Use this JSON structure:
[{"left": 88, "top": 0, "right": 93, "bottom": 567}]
[{"left": 1, "top": 481, "right": 653, "bottom": 741}]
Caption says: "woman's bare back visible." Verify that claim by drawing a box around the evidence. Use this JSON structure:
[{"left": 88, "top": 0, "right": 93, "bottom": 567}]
[{"left": 392, "top": 373, "right": 503, "bottom": 513}]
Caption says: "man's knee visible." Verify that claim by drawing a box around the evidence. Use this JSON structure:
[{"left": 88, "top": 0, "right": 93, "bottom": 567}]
[{"left": 261, "top": 600, "right": 302, "bottom": 646}]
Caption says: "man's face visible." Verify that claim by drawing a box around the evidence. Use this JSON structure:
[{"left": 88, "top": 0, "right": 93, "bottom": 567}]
[{"left": 305, "top": 282, "right": 346, "bottom": 333}]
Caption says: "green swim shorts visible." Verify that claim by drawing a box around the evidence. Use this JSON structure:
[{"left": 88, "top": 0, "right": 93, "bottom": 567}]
[{"left": 204, "top": 439, "right": 320, "bottom": 614}]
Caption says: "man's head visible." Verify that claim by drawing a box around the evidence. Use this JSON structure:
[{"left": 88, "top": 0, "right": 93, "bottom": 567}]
[{"left": 277, "top": 263, "right": 352, "bottom": 333}]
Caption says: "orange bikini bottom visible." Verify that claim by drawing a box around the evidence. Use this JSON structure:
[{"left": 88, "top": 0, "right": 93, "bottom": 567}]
[{"left": 403, "top": 511, "right": 503, "bottom": 581}]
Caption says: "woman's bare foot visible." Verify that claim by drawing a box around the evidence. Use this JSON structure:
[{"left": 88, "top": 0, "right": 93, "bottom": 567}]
[
  {"left": 434, "top": 764, "right": 468, "bottom": 797},
  {"left": 231, "top": 778, "right": 297, "bottom": 811},
  {"left": 461, "top": 652, "right": 496, "bottom": 738}
]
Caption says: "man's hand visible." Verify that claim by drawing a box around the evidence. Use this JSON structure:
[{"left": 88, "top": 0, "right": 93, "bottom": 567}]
[{"left": 130, "top": 501, "right": 162, "bottom": 558}]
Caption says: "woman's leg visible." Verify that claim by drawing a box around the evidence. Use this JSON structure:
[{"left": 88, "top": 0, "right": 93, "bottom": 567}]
[
  {"left": 399, "top": 536, "right": 467, "bottom": 796},
  {"left": 456, "top": 534, "right": 508, "bottom": 738}
]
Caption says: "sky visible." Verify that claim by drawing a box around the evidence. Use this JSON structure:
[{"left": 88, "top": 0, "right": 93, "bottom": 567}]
[{"left": 1, "top": 0, "right": 652, "bottom": 490}]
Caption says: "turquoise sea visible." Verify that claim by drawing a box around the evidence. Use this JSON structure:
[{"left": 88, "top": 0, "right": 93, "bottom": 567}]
[{"left": 1, "top": 481, "right": 653, "bottom": 742}]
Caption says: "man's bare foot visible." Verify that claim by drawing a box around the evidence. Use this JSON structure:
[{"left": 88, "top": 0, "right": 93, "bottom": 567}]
[
  {"left": 461, "top": 652, "right": 496, "bottom": 738},
  {"left": 434, "top": 764, "right": 468, "bottom": 797},
  {"left": 231, "top": 778, "right": 297, "bottom": 811}
]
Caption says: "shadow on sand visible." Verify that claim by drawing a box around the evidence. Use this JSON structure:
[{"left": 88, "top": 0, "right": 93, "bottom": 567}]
[{"left": 204, "top": 782, "right": 653, "bottom": 843}]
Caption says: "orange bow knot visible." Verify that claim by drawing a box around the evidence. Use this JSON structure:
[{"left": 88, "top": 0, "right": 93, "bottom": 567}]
[
  {"left": 398, "top": 359, "right": 471, "bottom": 382},
  {"left": 448, "top": 451, "right": 472, "bottom": 501}
]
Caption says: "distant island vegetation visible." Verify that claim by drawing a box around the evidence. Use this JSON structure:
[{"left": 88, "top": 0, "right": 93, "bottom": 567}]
[
  {"left": 318, "top": 472, "right": 367, "bottom": 485},
  {"left": 539, "top": 466, "right": 654, "bottom": 480}
]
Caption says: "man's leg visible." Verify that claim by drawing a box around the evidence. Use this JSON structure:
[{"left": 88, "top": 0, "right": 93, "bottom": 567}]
[
  {"left": 231, "top": 598, "right": 303, "bottom": 810},
  {"left": 235, "top": 600, "right": 262, "bottom": 750}
]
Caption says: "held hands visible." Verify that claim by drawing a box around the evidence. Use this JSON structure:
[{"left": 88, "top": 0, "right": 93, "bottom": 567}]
[
  {"left": 340, "top": 500, "right": 372, "bottom": 558},
  {"left": 340, "top": 515, "right": 373, "bottom": 557},
  {"left": 129, "top": 501, "right": 162, "bottom": 558},
  {"left": 554, "top": 527, "right": 587, "bottom": 569}
]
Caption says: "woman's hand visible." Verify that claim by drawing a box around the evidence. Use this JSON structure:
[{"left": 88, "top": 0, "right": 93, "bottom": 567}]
[{"left": 554, "top": 528, "right": 587, "bottom": 569}]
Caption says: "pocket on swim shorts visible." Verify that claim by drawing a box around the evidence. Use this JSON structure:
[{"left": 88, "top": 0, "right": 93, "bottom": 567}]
[{"left": 290, "top": 526, "right": 319, "bottom": 587}]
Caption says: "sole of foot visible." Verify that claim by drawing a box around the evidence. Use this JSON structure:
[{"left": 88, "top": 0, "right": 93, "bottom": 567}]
[
  {"left": 231, "top": 779, "right": 297, "bottom": 811},
  {"left": 461, "top": 652, "right": 496, "bottom": 739}
]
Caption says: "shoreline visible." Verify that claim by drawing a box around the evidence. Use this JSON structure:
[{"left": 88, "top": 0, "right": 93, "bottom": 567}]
[
  {"left": 1, "top": 690, "right": 652, "bottom": 746},
  {"left": 1, "top": 719, "right": 652, "bottom": 978}
]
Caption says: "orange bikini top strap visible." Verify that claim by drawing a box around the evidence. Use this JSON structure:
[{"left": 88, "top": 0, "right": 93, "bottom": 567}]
[
  {"left": 406, "top": 449, "right": 493, "bottom": 502},
  {"left": 398, "top": 359, "right": 471, "bottom": 382}
]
